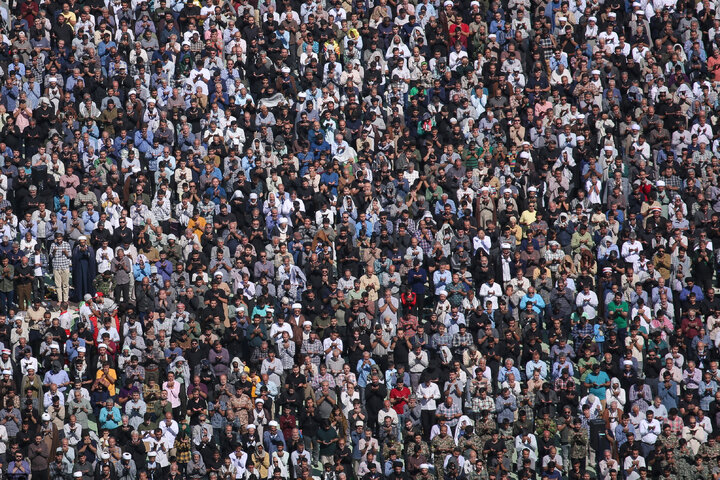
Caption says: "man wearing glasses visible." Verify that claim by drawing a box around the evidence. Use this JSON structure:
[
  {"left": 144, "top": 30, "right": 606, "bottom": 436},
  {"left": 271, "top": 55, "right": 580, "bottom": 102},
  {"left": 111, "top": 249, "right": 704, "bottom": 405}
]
[{"left": 8, "top": 451, "right": 31, "bottom": 480}]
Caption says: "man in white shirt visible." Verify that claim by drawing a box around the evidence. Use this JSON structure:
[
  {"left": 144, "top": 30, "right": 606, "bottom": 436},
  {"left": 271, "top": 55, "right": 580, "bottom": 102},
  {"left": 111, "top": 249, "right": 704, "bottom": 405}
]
[
  {"left": 622, "top": 446, "right": 646, "bottom": 480},
  {"left": 146, "top": 428, "right": 171, "bottom": 469},
  {"left": 479, "top": 277, "right": 502, "bottom": 310},
  {"left": 638, "top": 410, "right": 661, "bottom": 457},
  {"left": 621, "top": 231, "right": 643, "bottom": 267},
  {"left": 598, "top": 449, "right": 619, "bottom": 480},
  {"left": 682, "top": 415, "right": 708, "bottom": 454},
  {"left": 691, "top": 114, "right": 713, "bottom": 145},
  {"left": 514, "top": 431, "right": 537, "bottom": 461},
  {"left": 95, "top": 240, "right": 114, "bottom": 273},
  {"left": 408, "top": 345, "right": 429, "bottom": 390},
  {"left": 63, "top": 415, "right": 83, "bottom": 447},
  {"left": 229, "top": 445, "right": 248, "bottom": 479},
  {"left": 646, "top": 396, "right": 667, "bottom": 423},
  {"left": 322, "top": 331, "right": 344, "bottom": 356},
  {"left": 416, "top": 378, "right": 440, "bottom": 436},
  {"left": 159, "top": 413, "right": 179, "bottom": 446},
  {"left": 20, "top": 354, "right": 38, "bottom": 376},
  {"left": 575, "top": 285, "right": 599, "bottom": 319}
]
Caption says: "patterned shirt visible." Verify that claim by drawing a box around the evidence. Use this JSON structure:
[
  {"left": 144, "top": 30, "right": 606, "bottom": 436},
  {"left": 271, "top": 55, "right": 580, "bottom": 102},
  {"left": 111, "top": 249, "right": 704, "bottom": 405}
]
[
  {"left": 432, "top": 333, "right": 453, "bottom": 349},
  {"left": 417, "top": 231, "right": 434, "bottom": 256},
  {"left": 250, "top": 347, "right": 269, "bottom": 365},
  {"left": 452, "top": 332, "right": 474, "bottom": 349},
  {"left": 554, "top": 376, "right": 574, "bottom": 392},
  {"left": 301, "top": 338, "right": 324, "bottom": 365},
  {"left": 665, "top": 416, "right": 685, "bottom": 436},
  {"left": 311, "top": 372, "right": 336, "bottom": 390},
  {"left": 471, "top": 396, "right": 495, "bottom": 414},
  {"left": 436, "top": 402, "right": 462, "bottom": 427},
  {"left": 49, "top": 241, "right": 72, "bottom": 270},
  {"left": 572, "top": 322, "right": 594, "bottom": 343}
]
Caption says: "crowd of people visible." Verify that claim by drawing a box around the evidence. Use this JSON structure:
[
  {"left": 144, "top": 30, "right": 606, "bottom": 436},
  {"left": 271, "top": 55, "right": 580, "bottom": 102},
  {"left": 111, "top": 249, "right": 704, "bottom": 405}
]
[{"left": 1, "top": 0, "right": 720, "bottom": 478}]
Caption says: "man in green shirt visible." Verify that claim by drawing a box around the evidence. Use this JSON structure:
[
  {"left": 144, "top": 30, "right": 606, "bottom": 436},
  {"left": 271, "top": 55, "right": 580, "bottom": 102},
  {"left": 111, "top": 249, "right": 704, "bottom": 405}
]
[
  {"left": 317, "top": 421, "right": 338, "bottom": 466},
  {"left": 0, "top": 256, "right": 14, "bottom": 315},
  {"left": 578, "top": 348, "right": 599, "bottom": 382},
  {"left": 607, "top": 292, "right": 629, "bottom": 341}
]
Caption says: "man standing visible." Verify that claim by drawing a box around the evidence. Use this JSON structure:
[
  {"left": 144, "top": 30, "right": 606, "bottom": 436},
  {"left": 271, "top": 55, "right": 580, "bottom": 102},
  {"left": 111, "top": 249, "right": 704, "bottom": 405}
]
[
  {"left": 15, "top": 256, "right": 33, "bottom": 311},
  {"left": 28, "top": 433, "right": 50, "bottom": 480},
  {"left": 72, "top": 236, "right": 97, "bottom": 302},
  {"left": 638, "top": 410, "right": 660, "bottom": 457},
  {"left": 569, "top": 418, "right": 588, "bottom": 470},
  {"left": 0, "top": 256, "right": 13, "bottom": 315},
  {"left": 111, "top": 248, "right": 132, "bottom": 304},
  {"left": 49, "top": 232, "right": 71, "bottom": 303}
]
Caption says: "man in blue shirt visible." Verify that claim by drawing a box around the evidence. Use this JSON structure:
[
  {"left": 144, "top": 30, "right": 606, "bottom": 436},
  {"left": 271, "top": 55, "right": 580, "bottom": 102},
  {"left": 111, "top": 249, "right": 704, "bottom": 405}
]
[
  {"left": 434, "top": 193, "right": 456, "bottom": 216},
  {"left": 7, "top": 450, "right": 31, "bottom": 480},
  {"left": 98, "top": 399, "right": 122, "bottom": 431},
  {"left": 584, "top": 363, "right": 610, "bottom": 401},
  {"left": 680, "top": 277, "right": 705, "bottom": 302}
]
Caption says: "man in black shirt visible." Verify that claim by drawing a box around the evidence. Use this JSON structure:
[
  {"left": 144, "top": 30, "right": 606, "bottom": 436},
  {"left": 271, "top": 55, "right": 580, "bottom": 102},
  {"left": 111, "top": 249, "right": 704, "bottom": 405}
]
[{"left": 15, "top": 256, "right": 33, "bottom": 311}]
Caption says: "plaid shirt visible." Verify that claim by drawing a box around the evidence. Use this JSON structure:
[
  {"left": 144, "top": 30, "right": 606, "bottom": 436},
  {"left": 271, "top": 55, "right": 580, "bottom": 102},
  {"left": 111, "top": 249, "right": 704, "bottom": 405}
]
[
  {"left": 660, "top": 174, "right": 683, "bottom": 191},
  {"left": 432, "top": 332, "right": 453, "bottom": 349},
  {"left": 417, "top": 230, "right": 434, "bottom": 255},
  {"left": 665, "top": 416, "right": 684, "bottom": 436},
  {"left": 436, "top": 402, "right": 462, "bottom": 426},
  {"left": 400, "top": 219, "right": 417, "bottom": 236},
  {"left": 572, "top": 322, "right": 594, "bottom": 343},
  {"left": 471, "top": 396, "right": 495, "bottom": 413},
  {"left": 251, "top": 347, "right": 269, "bottom": 365},
  {"left": 554, "top": 376, "right": 574, "bottom": 392},
  {"left": 452, "top": 332, "right": 474, "bottom": 349},
  {"left": 539, "top": 37, "right": 554, "bottom": 60},
  {"left": 301, "top": 339, "right": 324, "bottom": 364},
  {"left": 311, "top": 372, "right": 336, "bottom": 390},
  {"left": 545, "top": 249, "right": 565, "bottom": 272},
  {"left": 50, "top": 241, "right": 71, "bottom": 270},
  {"left": 190, "top": 39, "right": 205, "bottom": 53}
]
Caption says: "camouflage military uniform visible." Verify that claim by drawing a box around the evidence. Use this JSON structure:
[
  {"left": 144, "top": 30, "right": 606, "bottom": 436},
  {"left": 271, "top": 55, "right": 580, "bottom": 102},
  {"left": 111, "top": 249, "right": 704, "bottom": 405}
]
[
  {"left": 516, "top": 395, "right": 535, "bottom": 424},
  {"left": 417, "top": 471, "right": 436, "bottom": 480},
  {"left": 512, "top": 417, "right": 534, "bottom": 437},
  {"left": 498, "top": 424, "right": 515, "bottom": 458},
  {"left": 93, "top": 274, "right": 116, "bottom": 297},
  {"left": 674, "top": 454, "right": 694, "bottom": 480},
  {"left": 459, "top": 433, "right": 483, "bottom": 457},
  {"left": 659, "top": 459, "right": 678, "bottom": 477},
  {"left": 698, "top": 441, "right": 720, "bottom": 463},
  {"left": 382, "top": 440, "right": 404, "bottom": 459},
  {"left": 656, "top": 433, "right": 679, "bottom": 452},
  {"left": 406, "top": 440, "right": 430, "bottom": 459},
  {"left": 568, "top": 429, "right": 588, "bottom": 464},
  {"left": 690, "top": 462, "right": 709, "bottom": 480},
  {"left": 475, "top": 417, "right": 496, "bottom": 446},
  {"left": 466, "top": 468, "right": 489, "bottom": 480},
  {"left": 431, "top": 433, "right": 455, "bottom": 477},
  {"left": 534, "top": 418, "right": 558, "bottom": 436}
]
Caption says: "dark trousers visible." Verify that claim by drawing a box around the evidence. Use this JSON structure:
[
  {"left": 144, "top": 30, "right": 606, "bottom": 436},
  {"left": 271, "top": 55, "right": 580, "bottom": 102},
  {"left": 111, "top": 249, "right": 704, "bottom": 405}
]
[
  {"left": 114, "top": 283, "right": 130, "bottom": 304},
  {"left": 0, "top": 290, "right": 14, "bottom": 315},
  {"left": 33, "top": 276, "right": 45, "bottom": 300},
  {"left": 415, "top": 293, "right": 425, "bottom": 317},
  {"left": 32, "top": 469, "right": 48, "bottom": 480},
  {"left": 421, "top": 409, "right": 435, "bottom": 439}
]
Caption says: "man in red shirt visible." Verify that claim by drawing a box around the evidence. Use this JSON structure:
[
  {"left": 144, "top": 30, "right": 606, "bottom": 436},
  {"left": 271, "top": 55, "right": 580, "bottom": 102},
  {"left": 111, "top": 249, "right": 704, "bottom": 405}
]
[{"left": 390, "top": 377, "right": 411, "bottom": 415}]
